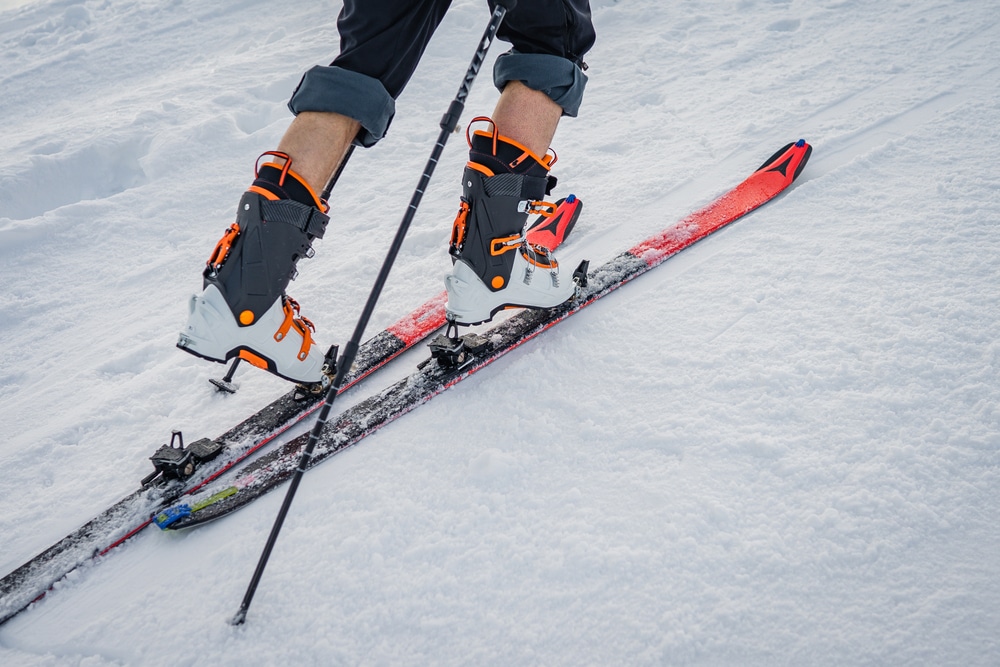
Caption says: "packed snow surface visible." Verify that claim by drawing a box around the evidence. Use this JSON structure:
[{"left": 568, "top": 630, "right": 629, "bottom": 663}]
[{"left": 1, "top": 0, "right": 998, "bottom": 664}]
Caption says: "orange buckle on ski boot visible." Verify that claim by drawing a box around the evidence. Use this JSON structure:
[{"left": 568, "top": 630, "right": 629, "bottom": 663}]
[
  {"left": 274, "top": 296, "right": 316, "bottom": 361},
  {"left": 207, "top": 223, "right": 240, "bottom": 271}
]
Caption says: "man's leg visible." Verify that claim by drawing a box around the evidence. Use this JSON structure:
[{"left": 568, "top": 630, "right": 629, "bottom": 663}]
[
  {"left": 274, "top": 112, "right": 360, "bottom": 196},
  {"left": 178, "top": 0, "right": 450, "bottom": 386},
  {"left": 490, "top": 81, "right": 562, "bottom": 158},
  {"left": 443, "top": 1, "right": 595, "bottom": 325}
]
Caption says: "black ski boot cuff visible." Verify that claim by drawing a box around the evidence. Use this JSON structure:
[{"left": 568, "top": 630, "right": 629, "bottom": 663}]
[
  {"left": 469, "top": 132, "right": 552, "bottom": 180},
  {"left": 252, "top": 159, "right": 324, "bottom": 210}
]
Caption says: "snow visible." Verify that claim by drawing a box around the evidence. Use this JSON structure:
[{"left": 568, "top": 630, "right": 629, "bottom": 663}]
[{"left": 1, "top": 0, "right": 998, "bottom": 664}]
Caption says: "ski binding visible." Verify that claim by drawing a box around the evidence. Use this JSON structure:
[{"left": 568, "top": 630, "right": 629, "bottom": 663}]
[
  {"left": 422, "top": 323, "right": 489, "bottom": 371},
  {"left": 142, "top": 431, "right": 223, "bottom": 486}
]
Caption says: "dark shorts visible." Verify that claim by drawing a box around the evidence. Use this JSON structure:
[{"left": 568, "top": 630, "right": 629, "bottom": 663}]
[{"left": 288, "top": 0, "right": 595, "bottom": 146}]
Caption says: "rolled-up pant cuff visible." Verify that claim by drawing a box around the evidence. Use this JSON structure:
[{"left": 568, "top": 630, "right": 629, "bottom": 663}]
[
  {"left": 287, "top": 65, "right": 395, "bottom": 147},
  {"left": 493, "top": 51, "right": 588, "bottom": 118}
]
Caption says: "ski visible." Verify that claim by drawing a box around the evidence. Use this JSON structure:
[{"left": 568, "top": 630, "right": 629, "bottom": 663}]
[
  {"left": 0, "top": 198, "right": 582, "bottom": 627},
  {"left": 162, "top": 140, "right": 812, "bottom": 531}
]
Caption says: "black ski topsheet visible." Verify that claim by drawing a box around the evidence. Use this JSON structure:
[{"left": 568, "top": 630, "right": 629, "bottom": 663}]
[
  {"left": 166, "top": 140, "right": 813, "bottom": 530},
  {"left": 0, "top": 199, "right": 583, "bottom": 626}
]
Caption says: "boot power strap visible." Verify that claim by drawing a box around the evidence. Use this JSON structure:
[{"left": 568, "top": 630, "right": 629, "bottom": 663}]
[{"left": 259, "top": 198, "right": 330, "bottom": 240}]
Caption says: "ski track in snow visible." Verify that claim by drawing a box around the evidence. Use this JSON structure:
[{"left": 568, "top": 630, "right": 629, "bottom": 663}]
[{"left": 1, "top": 0, "right": 999, "bottom": 665}]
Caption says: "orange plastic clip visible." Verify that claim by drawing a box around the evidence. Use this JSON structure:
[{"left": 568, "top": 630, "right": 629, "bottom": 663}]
[
  {"left": 274, "top": 297, "right": 316, "bottom": 360},
  {"left": 449, "top": 201, "right": 470, "bottom": 252},
  {"left": 522, "top": 200, "right": 558, "bottom": 218},
  {"left": 207, "top": 223, "right": 240, "bottom": 269},
  {"left": 490, "top": 234, "right": 523, "bottom": 256}
]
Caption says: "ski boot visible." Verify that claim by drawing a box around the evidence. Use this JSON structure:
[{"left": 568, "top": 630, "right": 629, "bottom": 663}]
[
  {"left": 445, "top": 118, "right": 578, "bottom": 325},
  {"left": 177, "top": 153, "right": 333, "bottom": 388}
]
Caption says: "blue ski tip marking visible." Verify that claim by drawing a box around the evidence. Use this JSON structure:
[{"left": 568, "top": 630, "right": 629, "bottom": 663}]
[{"left": 795, "top": 139, "right": 806, "bottom": 147}]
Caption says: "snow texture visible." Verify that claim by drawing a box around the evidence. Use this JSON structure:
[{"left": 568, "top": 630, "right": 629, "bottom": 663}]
[{"left": 1, "top": 0, "right": 999, "bottom": 665}]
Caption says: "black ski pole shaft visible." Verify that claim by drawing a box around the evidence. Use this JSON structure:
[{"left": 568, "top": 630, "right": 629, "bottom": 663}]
[
  {"left": 321, "top": 144, "right": 355, "bottom": 201},
  {"left": 230, "top": 0, "right": 516, "bottom": 627}
]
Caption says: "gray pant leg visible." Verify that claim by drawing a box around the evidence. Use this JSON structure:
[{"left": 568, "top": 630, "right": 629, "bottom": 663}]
[
  {"left": 288, "top": 66, "right": 394, "bottom": 148},
  {"left": 493, "top": 52, "right": 589, "bottom": 118}
]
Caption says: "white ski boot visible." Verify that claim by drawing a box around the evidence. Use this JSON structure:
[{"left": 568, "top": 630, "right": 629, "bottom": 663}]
[
  {"left": 445, "top": 119, "right": 577, "bottom": 325},
  {"left": 178, "top": 155, "right": 332, "bottom": 385}
]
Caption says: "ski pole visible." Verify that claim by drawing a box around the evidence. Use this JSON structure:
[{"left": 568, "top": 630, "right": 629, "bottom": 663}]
[
  {"left": 230, "top": 0, "right": 517, "bottom": 626},
  {"left": 321, "top": 144, "right": 354, "bottom": 201}
]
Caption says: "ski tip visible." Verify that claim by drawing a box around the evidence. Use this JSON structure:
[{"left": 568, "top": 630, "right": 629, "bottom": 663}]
[
  {"left": 566, "top": 194, "right": 577, "bottom": 204},
  {"left": 754, "top": 139, "right": 812, "bottom": 181}
]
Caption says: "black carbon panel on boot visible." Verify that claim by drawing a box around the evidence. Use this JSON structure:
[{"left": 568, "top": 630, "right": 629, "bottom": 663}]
[
  {"left": 455, "top": 165, "right": 547, "bottom": 292},
  {"left": 204, "top": 191, "right": 329, "bottom": 324}
]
